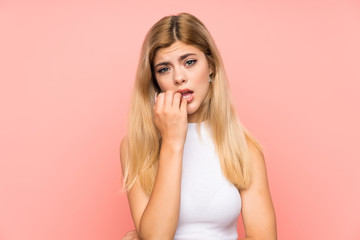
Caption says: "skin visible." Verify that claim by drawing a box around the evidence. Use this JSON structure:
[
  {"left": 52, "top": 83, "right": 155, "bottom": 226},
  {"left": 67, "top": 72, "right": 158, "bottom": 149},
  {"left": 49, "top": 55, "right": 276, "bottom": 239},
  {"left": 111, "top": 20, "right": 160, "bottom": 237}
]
[
  {"left": 120, "top": 41, "right": 277, "bottom": 240},
  {"left": 153, "top": 41, "right": 213, "bottom": 123}
]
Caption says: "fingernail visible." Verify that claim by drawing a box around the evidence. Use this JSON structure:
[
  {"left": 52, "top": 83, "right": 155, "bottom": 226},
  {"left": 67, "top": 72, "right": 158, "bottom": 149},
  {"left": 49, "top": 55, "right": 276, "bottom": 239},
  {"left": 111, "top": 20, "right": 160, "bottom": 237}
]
[{"left": 154, "top": 92, "right": 158, "bottom": 103}]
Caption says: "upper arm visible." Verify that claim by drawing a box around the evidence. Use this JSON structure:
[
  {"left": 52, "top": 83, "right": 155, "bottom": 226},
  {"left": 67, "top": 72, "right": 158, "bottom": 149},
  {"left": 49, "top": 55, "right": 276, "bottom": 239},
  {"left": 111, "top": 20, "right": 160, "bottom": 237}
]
[
  {"left": 239, "top": 143, "right": 277, "bottom": 240},
  {"left": 120, "top": 136, "right": 150, "bottom": 233}
]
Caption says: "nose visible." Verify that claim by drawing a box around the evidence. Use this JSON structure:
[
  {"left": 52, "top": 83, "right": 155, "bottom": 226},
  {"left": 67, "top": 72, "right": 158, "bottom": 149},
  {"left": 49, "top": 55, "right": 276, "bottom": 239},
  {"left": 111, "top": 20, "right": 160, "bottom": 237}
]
[{"left": 173, "top": 67, "right": 187, "bottom": 85}]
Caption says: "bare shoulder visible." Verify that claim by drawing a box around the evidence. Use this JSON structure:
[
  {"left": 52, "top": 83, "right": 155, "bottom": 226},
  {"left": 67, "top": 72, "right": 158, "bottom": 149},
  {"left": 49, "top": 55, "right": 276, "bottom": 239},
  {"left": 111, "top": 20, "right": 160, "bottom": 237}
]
[
  {"left": 248, "top": 141, "right": 264, "bottom": 164},
  {"left": 119, "top": 135, "right": 149, "bottom": 233},
  {"left": 239, "top": 141, "right": 277, "bottom": 239},
  {"left": 120, "top": 136, "right": 129, "bottom": 175}
]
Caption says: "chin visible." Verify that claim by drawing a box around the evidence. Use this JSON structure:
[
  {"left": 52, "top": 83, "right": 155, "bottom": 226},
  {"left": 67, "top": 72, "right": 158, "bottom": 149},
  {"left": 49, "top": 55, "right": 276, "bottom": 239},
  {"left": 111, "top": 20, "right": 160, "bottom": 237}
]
[{"left": 186, "top": 105, "right": 199, "bottom": 115}]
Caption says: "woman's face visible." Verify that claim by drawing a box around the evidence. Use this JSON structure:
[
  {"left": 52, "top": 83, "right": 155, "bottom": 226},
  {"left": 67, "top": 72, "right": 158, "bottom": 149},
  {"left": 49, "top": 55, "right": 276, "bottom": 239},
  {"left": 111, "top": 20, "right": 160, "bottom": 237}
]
[{"left": 153, "top": 41, "right": 212, "bottom": 122}]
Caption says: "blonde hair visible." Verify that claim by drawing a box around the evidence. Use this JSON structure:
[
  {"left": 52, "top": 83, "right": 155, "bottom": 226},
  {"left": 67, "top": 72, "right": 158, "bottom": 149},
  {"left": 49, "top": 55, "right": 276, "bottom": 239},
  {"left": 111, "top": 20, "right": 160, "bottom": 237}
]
[{"left": 122, "top": 12, "right": 264, "bottom": 195}]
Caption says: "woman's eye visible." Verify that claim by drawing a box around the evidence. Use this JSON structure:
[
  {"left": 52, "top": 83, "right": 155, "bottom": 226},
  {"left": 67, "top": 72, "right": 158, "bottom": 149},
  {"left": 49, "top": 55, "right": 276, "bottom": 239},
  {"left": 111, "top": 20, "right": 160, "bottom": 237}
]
[
  {"left": 185, "top": 59, "right": 197, "bottom": 66},
  {"left": 157, "top": 67, "right": 169, "bottom": 74}
]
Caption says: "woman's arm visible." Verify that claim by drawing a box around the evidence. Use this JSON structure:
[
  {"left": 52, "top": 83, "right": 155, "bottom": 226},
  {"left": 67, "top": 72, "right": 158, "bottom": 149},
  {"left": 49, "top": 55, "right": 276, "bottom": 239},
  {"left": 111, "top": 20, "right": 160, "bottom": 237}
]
[
  {"left": 121, "top": 90, "right": 187, "bottom": 240},
  {"left": 239, "top": 143, "right": 277, "bottom": 240}
]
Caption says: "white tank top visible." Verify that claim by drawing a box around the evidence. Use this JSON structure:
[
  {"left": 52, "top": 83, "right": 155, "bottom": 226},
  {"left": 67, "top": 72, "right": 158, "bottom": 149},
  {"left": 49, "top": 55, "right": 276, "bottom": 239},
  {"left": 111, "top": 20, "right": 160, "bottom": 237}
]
[{"left": 174, "top": 122, "right": 242, "bottom": 240}]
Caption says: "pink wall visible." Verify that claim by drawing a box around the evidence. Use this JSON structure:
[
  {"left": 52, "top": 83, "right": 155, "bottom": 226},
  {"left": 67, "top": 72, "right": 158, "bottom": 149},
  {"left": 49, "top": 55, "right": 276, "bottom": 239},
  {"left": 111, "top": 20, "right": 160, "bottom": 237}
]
[{"left": 0, "top": 0, "right": 359, "bottom": 239}]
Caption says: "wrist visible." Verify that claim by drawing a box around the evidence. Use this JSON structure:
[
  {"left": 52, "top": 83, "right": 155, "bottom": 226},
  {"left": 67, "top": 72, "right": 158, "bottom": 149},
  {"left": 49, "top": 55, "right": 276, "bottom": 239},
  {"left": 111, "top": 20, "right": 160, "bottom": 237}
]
[{"left": 160, "top": 139, "right": 185, "bottom": 153}]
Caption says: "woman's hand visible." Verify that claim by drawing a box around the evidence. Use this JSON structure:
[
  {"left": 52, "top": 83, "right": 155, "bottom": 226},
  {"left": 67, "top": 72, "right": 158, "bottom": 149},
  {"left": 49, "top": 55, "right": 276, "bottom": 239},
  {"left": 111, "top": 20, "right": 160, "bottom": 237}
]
[
  {"left": 122, "top": 230, "right": 140, "bottom": 240},
  {"left": 153, "top": 90, "right": 188, "bottom": 146}
]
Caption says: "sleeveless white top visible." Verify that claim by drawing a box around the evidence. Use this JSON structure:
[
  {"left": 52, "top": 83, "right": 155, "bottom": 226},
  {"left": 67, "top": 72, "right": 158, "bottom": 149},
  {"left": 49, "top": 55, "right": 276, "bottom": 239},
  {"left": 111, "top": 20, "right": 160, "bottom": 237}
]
[{"left": 174, "top": 122, "right": 242, "bottom": 240}]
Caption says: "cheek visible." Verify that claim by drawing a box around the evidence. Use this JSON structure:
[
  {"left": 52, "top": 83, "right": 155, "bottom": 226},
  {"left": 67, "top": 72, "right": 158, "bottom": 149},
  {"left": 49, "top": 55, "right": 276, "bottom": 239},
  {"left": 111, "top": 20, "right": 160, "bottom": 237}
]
[
  {"left": 192, "top": 69, "right": 210, "bottom": 86},
  {"left": 156, "top": 78, "right": 172, "bottom": 92}
]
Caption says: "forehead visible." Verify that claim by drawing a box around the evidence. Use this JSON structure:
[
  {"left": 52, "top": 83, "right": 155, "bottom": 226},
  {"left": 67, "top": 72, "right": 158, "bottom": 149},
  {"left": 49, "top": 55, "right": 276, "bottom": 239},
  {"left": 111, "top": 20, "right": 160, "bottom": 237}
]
[{"left": 154, "top": 41, "right": 203, "bottom": 63}]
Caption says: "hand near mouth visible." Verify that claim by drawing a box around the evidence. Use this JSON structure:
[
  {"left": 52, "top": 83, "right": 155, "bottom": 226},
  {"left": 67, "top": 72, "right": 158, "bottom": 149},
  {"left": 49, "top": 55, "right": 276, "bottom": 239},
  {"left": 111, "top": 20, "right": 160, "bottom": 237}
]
[
  {"left": 153, "top": 90, "right": 188, "bottom": 146},
  {"left": 176, "top": 88, "right": 194, "bottom": 102}
]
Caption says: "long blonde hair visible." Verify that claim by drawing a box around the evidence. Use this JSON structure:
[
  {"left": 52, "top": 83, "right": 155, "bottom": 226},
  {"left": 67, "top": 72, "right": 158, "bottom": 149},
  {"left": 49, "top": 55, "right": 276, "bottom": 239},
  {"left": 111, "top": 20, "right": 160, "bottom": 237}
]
[{"left": 122, "top": 12, "right": 263, "bottom": 195}]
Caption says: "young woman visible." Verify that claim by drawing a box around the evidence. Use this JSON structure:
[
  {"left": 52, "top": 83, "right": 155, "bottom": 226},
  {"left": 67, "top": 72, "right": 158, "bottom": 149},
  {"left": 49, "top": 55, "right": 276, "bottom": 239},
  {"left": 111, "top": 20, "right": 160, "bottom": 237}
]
[{"left": 120, "top": 13, "right": 277, "bottom": 240}]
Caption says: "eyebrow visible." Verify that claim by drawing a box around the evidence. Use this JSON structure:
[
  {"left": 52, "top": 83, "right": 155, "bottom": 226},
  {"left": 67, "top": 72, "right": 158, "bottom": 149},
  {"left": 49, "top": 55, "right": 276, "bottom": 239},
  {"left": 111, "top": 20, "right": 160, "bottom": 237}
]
[{"left": 154, "top": 53, "right": 197, "bottom": 68}]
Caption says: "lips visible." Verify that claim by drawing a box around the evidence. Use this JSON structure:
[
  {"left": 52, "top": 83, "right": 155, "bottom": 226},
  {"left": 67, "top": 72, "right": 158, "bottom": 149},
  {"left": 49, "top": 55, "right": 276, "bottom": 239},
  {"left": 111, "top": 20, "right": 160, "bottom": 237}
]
[
  {"left": 181, "top": 92, "right": 192, "bottom": 99},
  {"left": 177, "top": 88, "right": 194, "bottom": 102}
]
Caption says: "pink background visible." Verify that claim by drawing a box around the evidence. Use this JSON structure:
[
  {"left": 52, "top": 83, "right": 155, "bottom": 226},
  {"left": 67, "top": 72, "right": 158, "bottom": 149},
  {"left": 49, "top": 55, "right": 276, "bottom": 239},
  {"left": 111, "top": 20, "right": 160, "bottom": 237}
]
[{"left": 1, "top": 0, "right": 359, "bottom": 239}]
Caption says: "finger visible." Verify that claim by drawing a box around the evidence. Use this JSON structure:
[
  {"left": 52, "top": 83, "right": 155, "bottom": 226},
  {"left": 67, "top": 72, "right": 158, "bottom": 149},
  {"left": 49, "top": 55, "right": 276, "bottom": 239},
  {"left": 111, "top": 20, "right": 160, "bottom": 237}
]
[
  {"left": 164, "top": 90, "right": 174, "bottom": 108},
  {"left": 172, "top": 92, "right": 182, "bottom": 108},
  {"left": 180, "top": 96, "right": 188, "bottom": 113},
  {"left": 129, "top": 230, "right": 138, "bottom": 237},
  {"left": 154, "top": 92, "right": 165, "bottom": 111},
  {"left": 154, "top": 92, "right": 158, "bottom": 104},
  {"left": 122, "top": 230, "right": 137, "bottom": 240}
]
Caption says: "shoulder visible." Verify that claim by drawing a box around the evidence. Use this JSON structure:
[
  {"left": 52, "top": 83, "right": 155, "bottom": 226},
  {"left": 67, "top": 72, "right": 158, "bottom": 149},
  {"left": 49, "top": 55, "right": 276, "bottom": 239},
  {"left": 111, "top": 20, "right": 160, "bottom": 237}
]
[
  {"left": 120, "top": 135, "right": 129, "bottom": 152},
  {"left": 239, "top": 141, "right": 277, "bottom": 239},
  {"left": 248, "top": 141, "right": 264, "bottom": 158},
  {"left": 120, "top": 136, "right": 129, "bottom": 175},
  {"left": 248, "top": 140, "right": 265, "bottom": 169},
  {"left": 242, "top": 140, "right": 268, "bottom": 193}
]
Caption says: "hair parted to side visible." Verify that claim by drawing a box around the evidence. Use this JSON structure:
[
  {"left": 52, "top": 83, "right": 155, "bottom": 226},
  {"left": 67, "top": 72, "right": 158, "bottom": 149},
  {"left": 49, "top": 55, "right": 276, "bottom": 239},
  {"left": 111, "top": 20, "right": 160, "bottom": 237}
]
[{"left": 122, "top": 12, "right": 264, "bottom": 195}]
